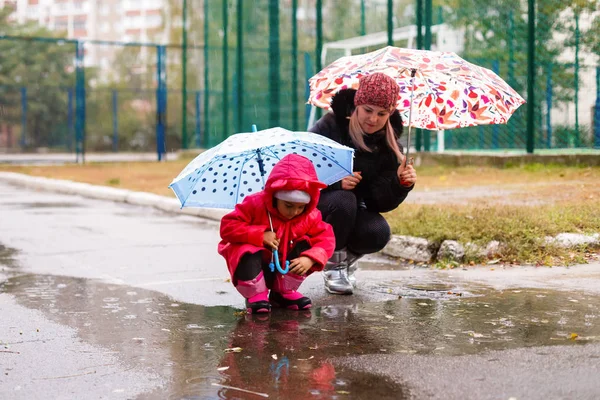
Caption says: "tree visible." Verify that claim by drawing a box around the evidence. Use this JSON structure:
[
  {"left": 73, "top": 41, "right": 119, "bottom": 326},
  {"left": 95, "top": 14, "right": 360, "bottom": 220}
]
[
  {"left": 0, "top": 9, "right": 82, "bottom": 150},
  {"left": 441, "top": 0, "right": 598, "bottom": 147}
]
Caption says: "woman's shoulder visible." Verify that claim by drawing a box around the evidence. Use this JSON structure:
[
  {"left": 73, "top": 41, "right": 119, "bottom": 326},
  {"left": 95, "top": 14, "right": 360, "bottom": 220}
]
[{"left": 309, "top": 112, "right": 342, "bottom": 139}]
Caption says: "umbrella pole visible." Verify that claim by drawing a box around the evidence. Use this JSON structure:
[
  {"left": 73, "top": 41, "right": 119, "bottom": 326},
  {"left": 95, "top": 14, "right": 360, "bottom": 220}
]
[{"left": 405, "top": 69, "right": 417, "bottom": 165}]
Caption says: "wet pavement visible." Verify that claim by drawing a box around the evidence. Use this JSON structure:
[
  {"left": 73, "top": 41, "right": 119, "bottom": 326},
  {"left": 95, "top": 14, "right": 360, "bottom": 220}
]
[
  {"left": 2, "top": 271, "right": 600, "bottom": 399},
  {"left": 1, "top": 182, "right": 600, "bottom": 399}
]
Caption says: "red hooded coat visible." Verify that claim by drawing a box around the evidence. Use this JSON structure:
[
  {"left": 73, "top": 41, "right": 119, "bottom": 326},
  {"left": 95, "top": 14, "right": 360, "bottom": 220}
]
[{"left": 218, "top": 154, "right": 335, "bottom": 281}]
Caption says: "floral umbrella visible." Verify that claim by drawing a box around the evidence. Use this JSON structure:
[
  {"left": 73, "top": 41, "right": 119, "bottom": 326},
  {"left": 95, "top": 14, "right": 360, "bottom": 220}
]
[{"left": 308, "top": 46, "right": 525, "bottom": 155}]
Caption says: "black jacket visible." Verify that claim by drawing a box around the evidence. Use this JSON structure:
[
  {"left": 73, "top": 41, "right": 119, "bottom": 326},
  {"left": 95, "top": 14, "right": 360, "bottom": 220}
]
[{"left": 309, "top": 89, "right": 413, "bottom": 213}]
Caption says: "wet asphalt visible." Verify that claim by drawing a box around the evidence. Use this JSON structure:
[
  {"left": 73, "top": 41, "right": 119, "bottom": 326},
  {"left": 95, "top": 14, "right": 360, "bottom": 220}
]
[{"left": 1, "top": 181, "right": 599, "bottom": 400}]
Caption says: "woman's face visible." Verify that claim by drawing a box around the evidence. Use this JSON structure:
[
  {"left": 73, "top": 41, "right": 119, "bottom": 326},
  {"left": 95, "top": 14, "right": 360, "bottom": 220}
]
[{"left": 356, "top": 104, "right": 391, "bottom": 134}]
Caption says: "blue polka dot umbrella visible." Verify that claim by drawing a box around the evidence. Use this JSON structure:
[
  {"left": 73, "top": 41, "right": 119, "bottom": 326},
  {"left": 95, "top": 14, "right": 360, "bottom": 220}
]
[{"left": 169, "top": 126, "right": 354, "bottom": 209}]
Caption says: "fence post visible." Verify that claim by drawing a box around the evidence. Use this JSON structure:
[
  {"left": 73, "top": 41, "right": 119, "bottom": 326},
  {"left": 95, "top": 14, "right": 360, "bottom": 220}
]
[
  {"left": 595, "top": 66, "right": 600, "bottom": 149},
  {"left": 546, "top": 63, "right": 553, "bottom": 148},
  {"left": 75, "top": 40, "right": 86, "bottom": 163},
  {"left": 204, "top": 0, "right": 210, "bottom": 147},
  {"left": 268, "top": 0, "right": 280, "bottom": 128},
  {"left": 20, "top": 87, "right": 26, "bottom": 148},
  {"left": 112, "top": 90, "right": 118, "bottom": 152},
  {"left": 526, "top": 0, "right": 535, "bottom": 154},
  {"left": 424, "top": 0, "right": 432, "bottom": 50},
  {"left": 387, "top": 0, "right": 393, "bottom": 45},
  {"left": 222, "top": 0, "right": 229, "bottom": 140},
  {"left": 67, "top": 88, "right": 74, "bottom": 151},
  {"left": 292, "top": 0, "right": 298, "bottom": 131},
  {"left": 195, "top": 91, "right": 202, "bottom": 147},
  {"left": 360, "top": 0, "right": 365, "bottom": 35},
  {"left": 415, "top": 0, "right": 423, "bottom": 152},
  {"left": 236, "top": 0, "right": 244, "bottom": 134},
  {"left": 574, "top": 13, "right": 580, "bottom": 147},
  {"left": 423, "top": 0, "right": 432, "bottom": 152},
  {"left": 156, "top": 45, "right": 167, "bottom": 161},
  {"left": 304, "top": 52, "right": 313, "bottom": 129},
  {"left": 315, "top": 0, "right": 322, "bottom": 121},
  {"left": 182, "top": 0, "right": 188, "bottom": 149}
]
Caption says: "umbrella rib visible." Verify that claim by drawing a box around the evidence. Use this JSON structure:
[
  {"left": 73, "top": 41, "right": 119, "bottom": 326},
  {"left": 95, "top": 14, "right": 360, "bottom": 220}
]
[
  {"left": 234, "top": 151, "right": 258, "bottom": 202},
  {"left": 262, "top": 146, "right": 282, "bottom": 162},
  {"left": 179, "top": 156, "right": 224, "bottom": 208},
  {"left": 293, "top": 141, "right": 353, "bottom": 175}
]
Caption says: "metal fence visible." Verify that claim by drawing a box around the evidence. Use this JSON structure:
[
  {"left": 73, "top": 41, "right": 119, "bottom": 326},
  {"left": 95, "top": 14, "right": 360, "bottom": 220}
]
[{"left": 0, "top": 0, "right": 598, "bottom": 159}]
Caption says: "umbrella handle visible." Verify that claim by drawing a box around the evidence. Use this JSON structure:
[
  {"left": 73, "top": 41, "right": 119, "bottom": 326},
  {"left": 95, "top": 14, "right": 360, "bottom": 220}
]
[
  {"left": 405, "top": 68, "right": 417, "bottom": 163},
  {"left": 272, "top": 250, "right": 290, "bottom": 275}
]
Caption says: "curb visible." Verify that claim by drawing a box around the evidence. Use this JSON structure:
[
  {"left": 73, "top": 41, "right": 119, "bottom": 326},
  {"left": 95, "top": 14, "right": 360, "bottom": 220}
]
[{"left": 0, "top": 172, "right": 228, "bottom": 222}]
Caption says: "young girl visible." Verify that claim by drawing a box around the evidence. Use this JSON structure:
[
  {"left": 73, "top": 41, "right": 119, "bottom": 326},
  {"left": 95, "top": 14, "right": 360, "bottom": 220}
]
[{"left": 218, "top": 154, "right": 335, "bottom": 314}]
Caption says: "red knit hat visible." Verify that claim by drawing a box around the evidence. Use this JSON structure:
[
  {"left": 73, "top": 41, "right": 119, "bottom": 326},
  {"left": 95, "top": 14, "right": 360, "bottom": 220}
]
[{"left": 354, "top": 72, "right": 399, "bottom": 110}]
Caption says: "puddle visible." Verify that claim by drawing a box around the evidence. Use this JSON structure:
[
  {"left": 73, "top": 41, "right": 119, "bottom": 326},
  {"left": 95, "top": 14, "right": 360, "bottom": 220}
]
[{"left": 1, "top": 274, "right": 599, "bottom": 399}]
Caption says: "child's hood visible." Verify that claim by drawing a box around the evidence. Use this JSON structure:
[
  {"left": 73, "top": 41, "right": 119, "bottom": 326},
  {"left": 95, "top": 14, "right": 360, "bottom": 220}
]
[{"left": 263, "top": 154, "right": 327, "bottom": 216}]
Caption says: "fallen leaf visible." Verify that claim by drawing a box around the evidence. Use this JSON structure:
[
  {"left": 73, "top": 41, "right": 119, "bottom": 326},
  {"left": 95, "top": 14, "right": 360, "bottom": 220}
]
[
  {"left": 224, "top": 347, "right": 243, "bottom": 353},
  {"left": 570, "top": 333, "right": 579, "bottom": 340}
]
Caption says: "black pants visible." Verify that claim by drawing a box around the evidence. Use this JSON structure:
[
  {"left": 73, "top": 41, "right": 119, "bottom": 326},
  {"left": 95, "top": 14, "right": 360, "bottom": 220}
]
[
  {"left": 234, "top": 241, "right": 311, "bottom": 282},
  {"left": 317, "top": 190, "right": 391, "bottom": 255}
]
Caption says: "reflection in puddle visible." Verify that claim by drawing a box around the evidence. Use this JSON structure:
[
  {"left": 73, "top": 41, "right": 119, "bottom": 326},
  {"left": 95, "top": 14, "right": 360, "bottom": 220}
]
[{"left": 1, "top": 274, "right": 599, "bottom": 399}]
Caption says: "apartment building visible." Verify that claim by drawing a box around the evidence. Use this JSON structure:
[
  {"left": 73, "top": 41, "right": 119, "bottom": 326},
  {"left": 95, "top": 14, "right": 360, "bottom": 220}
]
[{"left": 1, "top": 0, "right": 167, "bottom": 69}]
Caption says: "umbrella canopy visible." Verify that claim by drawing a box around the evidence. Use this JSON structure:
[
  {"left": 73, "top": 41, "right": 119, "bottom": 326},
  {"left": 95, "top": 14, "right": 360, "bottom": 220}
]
[
  {"left": 308, "top": 46, "right": 525, "bottom": 131},
  {"left": 169, "top": 127, "right": 354, "bottom": 209}
]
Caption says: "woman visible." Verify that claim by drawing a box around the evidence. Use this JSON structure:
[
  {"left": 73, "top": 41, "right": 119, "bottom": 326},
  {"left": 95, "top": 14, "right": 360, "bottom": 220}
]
[{"left": 309, "top": 72, "right": 417, "bottom": 295}]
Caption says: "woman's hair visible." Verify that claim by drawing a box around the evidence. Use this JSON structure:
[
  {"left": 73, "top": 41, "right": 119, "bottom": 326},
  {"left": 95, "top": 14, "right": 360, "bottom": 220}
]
[{"left": 348, "top": 107, "right": 403, "bottom": 163}]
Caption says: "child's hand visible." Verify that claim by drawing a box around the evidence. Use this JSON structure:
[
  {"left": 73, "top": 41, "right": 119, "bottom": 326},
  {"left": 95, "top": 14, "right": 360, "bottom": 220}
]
[
  {"left": 263, "top": 231, "right": 280, "bottom": 250},
  {"left": 288, "top": 256, "right": 314, "bottom": 276}
]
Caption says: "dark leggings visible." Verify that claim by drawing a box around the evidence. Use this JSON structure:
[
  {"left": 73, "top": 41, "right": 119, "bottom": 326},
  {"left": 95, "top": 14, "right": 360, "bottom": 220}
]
[
  {"left": 317, "top": 190, "right": 391, "bottom": 255},
  {"left": 234, "top": 241, "right": 311, "bottom": 282}
]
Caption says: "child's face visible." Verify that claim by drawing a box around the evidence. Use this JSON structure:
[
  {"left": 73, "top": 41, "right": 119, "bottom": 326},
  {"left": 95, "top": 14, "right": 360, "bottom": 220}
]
[{"left": 276, "top": 199, "right": 307, "bottom": 220}]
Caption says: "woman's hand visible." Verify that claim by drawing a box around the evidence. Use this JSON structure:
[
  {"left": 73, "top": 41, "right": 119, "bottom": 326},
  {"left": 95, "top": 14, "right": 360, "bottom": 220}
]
[
  {"left": 397, "top": 157, "right": 417, "bottom": 187},
  {"left": 288, "top": 256, "right": 314, "bottom": 275},
  {"left": 263, "top": 231, "right": 280, "bottom": 250},
  {"left": 341, "top": 171, "right": 362, "bottom": 190}
]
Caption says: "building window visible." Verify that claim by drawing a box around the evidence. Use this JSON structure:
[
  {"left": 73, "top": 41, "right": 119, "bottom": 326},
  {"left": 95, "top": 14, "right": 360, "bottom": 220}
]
[
  {"left": 74, "top": 19, "right": 86, "bottom": 30},
  {"left": 146, "top": 14, "right": 162, "bottom": 28},
  {"left": 55, "top": 20, "right": 68, "bottom": 31}
]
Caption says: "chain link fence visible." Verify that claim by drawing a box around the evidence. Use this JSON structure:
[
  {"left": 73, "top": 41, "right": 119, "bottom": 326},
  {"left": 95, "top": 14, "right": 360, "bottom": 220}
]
[{"left": 1, "top": 0, "right": 598, "bottom": 157}]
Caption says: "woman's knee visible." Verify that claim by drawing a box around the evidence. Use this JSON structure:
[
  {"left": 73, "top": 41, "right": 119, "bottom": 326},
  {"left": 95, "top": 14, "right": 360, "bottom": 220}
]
[
  {"left": 348, "top": 214, "right": 391, "bottom": 254},
  {"left": 319, "top": 190, "right": 358, "bottom": 220}
]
